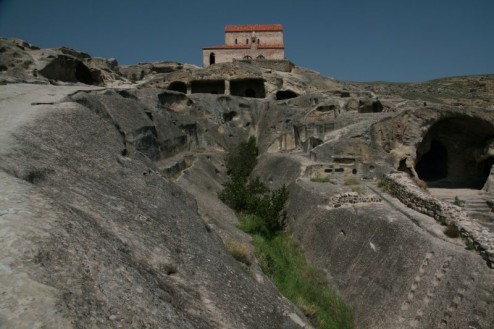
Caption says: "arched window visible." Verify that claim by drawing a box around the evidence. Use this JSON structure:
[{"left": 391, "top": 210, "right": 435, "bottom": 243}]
[
  {"left": 209, "top": 53, "right": 215, "bottom": 65},
  {"left": 243, "top": 55, "right": 252, "bottom": 60},
  {"left": 257, "top": 55, "right": 265, "bottom": 60}
]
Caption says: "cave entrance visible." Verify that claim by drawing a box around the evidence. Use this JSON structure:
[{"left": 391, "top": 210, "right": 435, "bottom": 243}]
[
  {"left": 191, "top": 80, "right": 225, "bottom": 95},
  {"left": 40, "top": 56, "right": 97, "bottom": 85},
  {"left": 276, "top": 90, "right": 299, "bottom": 100},
  {"left": 415, "top": 117, "right": 494, "bottom": 189},
  {"left": 245, "top": 88, "right": 256, "bottom": 98},
  {"left": 415, "top": 140, "right": 448, "bottom": 181},
  {"left": 230, "top": 79, "right": 265, "bottom": 98},
  {"left": 75, "top": 61, "right": 95, "bottom": 85},
  {"left": 168, "top": 81, "right": 187, "bottom": 93}
]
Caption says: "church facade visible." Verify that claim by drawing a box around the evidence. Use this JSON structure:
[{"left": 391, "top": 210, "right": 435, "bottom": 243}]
[{"left": 202, "top": 24, "right": 285, "bottom": 67}]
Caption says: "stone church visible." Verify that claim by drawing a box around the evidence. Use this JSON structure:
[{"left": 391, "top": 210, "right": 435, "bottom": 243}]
[{"left": 202, "top": 24, "right": 285, "bottom": 67}]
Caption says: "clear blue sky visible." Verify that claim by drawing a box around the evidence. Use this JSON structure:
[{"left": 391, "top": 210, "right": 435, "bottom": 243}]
[{"left": 1, "top": 0, "right": 493, "bottom": 82}]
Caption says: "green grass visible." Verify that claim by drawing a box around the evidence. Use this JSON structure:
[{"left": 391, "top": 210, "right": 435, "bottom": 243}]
[
  {"left": 221, "top": 137, "right": 353, "bottom": 328},
  {"left": 238, "top": 214, "right": 268, "bottom": 236},
  {"left": 377, "top": 179, "right": 392, "bottom": 192},
  {"left": 311, "top": 176, "right": 334, "bottom": 184},
  {"left": 252, "top": 234, "right": 355, "bottom": 329},
  {"left": 453, "top": 196, "right": 465, "bottom": 207},
  {"left": 465, "top": 240, "right": 476, "bottom": 250},
  {"left": 439, "top": 216, "right": 448, "bottom": 226},
  {"left": 225, "top": 239, "right": 252, "bottom": 266}
]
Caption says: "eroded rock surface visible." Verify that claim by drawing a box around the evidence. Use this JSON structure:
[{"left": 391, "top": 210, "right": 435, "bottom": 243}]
[{"left": 1, "top": 39, "right": 493, "bottom": 329}]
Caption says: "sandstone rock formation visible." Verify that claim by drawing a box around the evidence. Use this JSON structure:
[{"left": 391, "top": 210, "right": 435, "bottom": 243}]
[
  {"left": 0, "top": 39, "right": 493, "bottom": 329},
  {"left": 0, "top": 38, "right": 123, "bottom": 85}
]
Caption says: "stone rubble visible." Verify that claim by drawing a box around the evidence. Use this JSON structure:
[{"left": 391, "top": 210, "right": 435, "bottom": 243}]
[
  {"left": 329, "top": 192, "right": 381, "bottom": 207},
  {"left": 383, "top": 173, "right": 494, "bottom": 268}
]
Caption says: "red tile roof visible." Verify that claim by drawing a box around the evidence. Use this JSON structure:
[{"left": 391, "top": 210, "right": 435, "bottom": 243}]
[{"left": 225, "top": 24, "right": 283, "bottom": 32}]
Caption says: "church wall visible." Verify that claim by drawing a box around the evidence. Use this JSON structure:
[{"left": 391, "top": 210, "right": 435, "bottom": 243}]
[
  {"left": 225, "top": 31, "right": 283, "bottom": 46},
  {"left": 202, "top": 48, "right": 284, "bottom": 67}
]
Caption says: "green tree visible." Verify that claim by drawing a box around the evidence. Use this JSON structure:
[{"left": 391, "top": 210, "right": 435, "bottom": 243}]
[
  {"left": 225, "top": 136, "right": 258, "bottom": 182},
  {"left": 219, "top": 137, "right": 288, "bottom": 238}
]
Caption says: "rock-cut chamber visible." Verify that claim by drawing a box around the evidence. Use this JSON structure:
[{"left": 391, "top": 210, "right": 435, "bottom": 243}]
[{"left": 415, "top": 117, "right": 494, "bottom": 189}]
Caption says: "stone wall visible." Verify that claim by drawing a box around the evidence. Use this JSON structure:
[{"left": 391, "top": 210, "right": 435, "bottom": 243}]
[
  {"left": 383, "top": 173, "right": 494, "bottom": 268},
  {"left": 235, "top": 59, "right": 293, "bottom": 72},
  {"left": 202, "top": 48, "right": 284, "bottom": 67},
  {"left": 225, "top": 31, "right": 283, "bottom": 46},
  {"left": 329, "top": 192, "right": 381, "bottom": 207}
]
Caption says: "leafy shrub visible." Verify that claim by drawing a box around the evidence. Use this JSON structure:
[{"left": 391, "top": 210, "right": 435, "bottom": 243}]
[
  {"left": 238, "top": 214, "right": 268, "bottom": 236},
  {"left": 219, "top": 137, "right": 288, "bottom": 238},
  {"left": 220, "top": 137, "right": 354, "bottom": 329},
  {"left": 252, "top": 185, "right": 288, "bottom": 238},
  {"left": 218, "top": 178, "right": 251, "bottom": 211},
  {"left": 225, "top": 136, "right": 258, "bottom": 181}
]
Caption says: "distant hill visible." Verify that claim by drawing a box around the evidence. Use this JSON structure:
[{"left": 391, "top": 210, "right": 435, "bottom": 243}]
[{"left": 350, "top": 74, "right": 494, "bottom": 108}]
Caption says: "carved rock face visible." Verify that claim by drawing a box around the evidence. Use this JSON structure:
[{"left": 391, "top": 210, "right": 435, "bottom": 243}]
[
  {"left": 415, "top": 117, "right": 494, "bottom": 188},
  {"left": 39, "top": 55, "right": 97, "bottom": 84},
  {"left": 371, "top": 107, "right": 494, "bottom": 190}
]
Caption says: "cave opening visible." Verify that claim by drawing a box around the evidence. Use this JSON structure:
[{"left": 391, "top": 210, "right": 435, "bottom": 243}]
[
  {"left": 415, "top": 140, "right": 448, "bottom": 181},
  {"left": 230, "top": 79, "right": 265, "bottom": 98},
  {"left": 191, "top": 80, "right": 225, "bottom": 95},
  {"left": 40, "top": 56, "right": 96, "bottom": 85},
  {"left": 415, "top": 117, "right": 494, "bottom": 189},
  {"left": 276, "top": 90, "right": 298, "bottom": 100},
  {"left": 168, "top": 81, "right": 187, "bottom": 94},
  {"left": 245, "top": 88, "right": 256, "bottom": 98},
  {"left": 75, "top": 61, "right": 96, "bottom": 85},
  {"left": 483, "top": 157, "right": 494, "bottom": 177}
]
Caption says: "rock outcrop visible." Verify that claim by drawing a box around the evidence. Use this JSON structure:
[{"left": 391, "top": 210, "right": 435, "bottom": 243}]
[
  {"left": 1, "top": 38, "right": 493, "bottom": 329},
  {"left": 0, "top": 38, "right": 123, "bottom": 85}
]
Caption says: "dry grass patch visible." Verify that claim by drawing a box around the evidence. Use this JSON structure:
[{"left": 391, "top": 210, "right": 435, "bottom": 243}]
[{"left": 225, "top": 239, "right": 252, "bottom": 266}]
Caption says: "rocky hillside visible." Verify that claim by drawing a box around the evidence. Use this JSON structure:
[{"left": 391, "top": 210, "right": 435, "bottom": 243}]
[
  {"left": 351, "top": 75, "right": 494, "bottom": 108},
  {"left": 0, "top": 38, "right": 493, "bottom": 329}
]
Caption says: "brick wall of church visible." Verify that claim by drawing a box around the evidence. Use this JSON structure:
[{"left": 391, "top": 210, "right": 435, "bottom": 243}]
[
  {"left": 202, "top": 48, "right": 284, "bottom": 67},
  {"left": 225, "top": 31, "right": 283, "bottom": 46}
]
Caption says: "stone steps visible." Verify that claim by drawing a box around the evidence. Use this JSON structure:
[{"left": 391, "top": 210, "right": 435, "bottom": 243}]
[
  {"left": 385, "top": 176, "right": 494, "bottom": 268},
  {"left": 436, "top": 197, "right": 491, "bottom": 212},
  {"left": 434, "top": 196, "right": 494, "bottom": 227}
]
